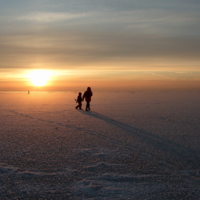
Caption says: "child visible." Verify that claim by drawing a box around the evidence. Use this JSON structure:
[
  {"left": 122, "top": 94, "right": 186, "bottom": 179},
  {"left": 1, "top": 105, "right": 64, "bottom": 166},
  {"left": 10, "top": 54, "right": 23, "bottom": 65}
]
[{"left": 75, "top": 92, "right": 83, "bottom": 110}]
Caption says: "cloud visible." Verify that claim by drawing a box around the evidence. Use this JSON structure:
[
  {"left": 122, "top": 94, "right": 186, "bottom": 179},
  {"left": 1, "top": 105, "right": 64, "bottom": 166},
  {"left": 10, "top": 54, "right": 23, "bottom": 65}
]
[
  {"left": 175, "top": 72, "right": 189, "bottom": 74},
  {"left": 1, "top": 29, "right": 200, "bottom": 72},
  {"left": 17, "top": 12, "right": 90, "bottom": 22},
  {"left": 151, "top": 73, "right": 175, "bottom": 80},
  {"left": 93, "top": 9, "right": 200, "bottom": 37}
]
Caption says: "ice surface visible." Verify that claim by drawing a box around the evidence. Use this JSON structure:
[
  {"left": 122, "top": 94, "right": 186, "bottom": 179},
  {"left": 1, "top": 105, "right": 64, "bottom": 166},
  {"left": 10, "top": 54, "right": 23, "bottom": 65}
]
[{"left": 0, "top": 91, "right": 200, "bottom": 199}]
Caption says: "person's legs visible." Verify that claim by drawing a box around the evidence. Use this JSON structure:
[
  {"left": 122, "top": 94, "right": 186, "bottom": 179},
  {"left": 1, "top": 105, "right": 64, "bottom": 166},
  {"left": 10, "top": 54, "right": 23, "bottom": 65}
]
[
  {"left": 79, "top": 102, "right": 82, "bottom": 110},
  {"left": 86, "top": 101, "right": 91, "bottom": 111},
  {"left": 76, "top": 102, "right": 82, "bottom": 110},
  {"left": 86, "top": 102, "right": 89, "bottom": 111}
]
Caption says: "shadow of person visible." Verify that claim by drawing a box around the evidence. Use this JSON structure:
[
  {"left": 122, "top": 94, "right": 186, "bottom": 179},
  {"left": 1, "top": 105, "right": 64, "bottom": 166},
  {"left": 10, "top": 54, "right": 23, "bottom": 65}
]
[{"left": 81, "top": 111, "right": 200, "bottom": 170}]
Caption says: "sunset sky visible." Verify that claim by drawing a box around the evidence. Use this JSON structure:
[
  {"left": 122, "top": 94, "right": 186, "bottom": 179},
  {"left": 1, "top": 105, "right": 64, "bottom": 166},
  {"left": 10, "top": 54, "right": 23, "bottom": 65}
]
[{"left": 0, "top": 0, "right": 200, "bottom": 91}]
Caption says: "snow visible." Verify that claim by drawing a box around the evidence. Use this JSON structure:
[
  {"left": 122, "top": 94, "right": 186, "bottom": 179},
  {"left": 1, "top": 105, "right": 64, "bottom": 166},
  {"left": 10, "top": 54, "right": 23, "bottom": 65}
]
[{"left": 0, "top": 91, "right": 200, "bottom": 199}]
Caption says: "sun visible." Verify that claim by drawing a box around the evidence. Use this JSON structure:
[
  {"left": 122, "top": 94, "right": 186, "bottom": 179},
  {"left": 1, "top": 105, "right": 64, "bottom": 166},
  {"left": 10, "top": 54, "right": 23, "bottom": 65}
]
[{"left": 28, "top": 70, "right": 51, "bottom": 86}]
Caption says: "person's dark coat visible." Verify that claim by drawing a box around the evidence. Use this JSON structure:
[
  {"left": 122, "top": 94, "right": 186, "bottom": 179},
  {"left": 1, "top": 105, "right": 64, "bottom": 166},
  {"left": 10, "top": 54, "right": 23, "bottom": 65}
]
[{"left": 83, "top": 89, "right": 93, "bottom": 102}]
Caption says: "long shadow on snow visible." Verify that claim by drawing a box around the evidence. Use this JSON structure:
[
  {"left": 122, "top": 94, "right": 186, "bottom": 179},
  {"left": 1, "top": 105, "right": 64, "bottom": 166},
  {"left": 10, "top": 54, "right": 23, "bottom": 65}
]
[{"left": 82, "top": 111, "right": 200, "bottom": 170}]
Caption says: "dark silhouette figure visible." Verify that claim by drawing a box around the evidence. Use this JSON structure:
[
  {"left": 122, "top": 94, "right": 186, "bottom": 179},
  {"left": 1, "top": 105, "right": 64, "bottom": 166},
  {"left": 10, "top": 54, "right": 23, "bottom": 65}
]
[
  {"left": 75, "top": 92, "right": 83, "bottom": 110},
  {"left": 83, "top": 87, "right": 93, "bottom": 111}
]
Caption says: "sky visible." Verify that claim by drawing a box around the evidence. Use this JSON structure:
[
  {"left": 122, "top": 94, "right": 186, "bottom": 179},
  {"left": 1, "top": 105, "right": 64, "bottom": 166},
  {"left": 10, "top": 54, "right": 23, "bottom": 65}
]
[{"left": 0, "top": 0, "right": 200, "bottom": 91}]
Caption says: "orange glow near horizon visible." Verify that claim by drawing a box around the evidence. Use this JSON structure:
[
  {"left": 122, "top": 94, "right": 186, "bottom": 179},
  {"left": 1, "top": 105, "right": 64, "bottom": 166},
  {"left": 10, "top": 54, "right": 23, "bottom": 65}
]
[{"left": 0, "top": 68, "right": 200, "bottom": 91}]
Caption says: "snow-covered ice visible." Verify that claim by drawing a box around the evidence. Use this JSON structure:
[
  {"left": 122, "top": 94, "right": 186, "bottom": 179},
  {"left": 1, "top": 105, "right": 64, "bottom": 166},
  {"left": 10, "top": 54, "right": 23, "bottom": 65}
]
[{"left": 0, "top": 91, "right": 200, "bottom": 199}]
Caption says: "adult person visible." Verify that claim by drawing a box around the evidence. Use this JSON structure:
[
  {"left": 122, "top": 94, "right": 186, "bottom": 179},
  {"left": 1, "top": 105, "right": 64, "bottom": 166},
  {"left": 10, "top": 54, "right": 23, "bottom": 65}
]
[{"left": 83, "top": 87, "right": 93, "bottom": 111}]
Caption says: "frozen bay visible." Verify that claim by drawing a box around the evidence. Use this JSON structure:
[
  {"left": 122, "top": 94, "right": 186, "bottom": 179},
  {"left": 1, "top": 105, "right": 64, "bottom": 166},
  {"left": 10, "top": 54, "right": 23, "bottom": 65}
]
[{"left": 0, "top": 91, "right": 200, "bottom": 199}]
